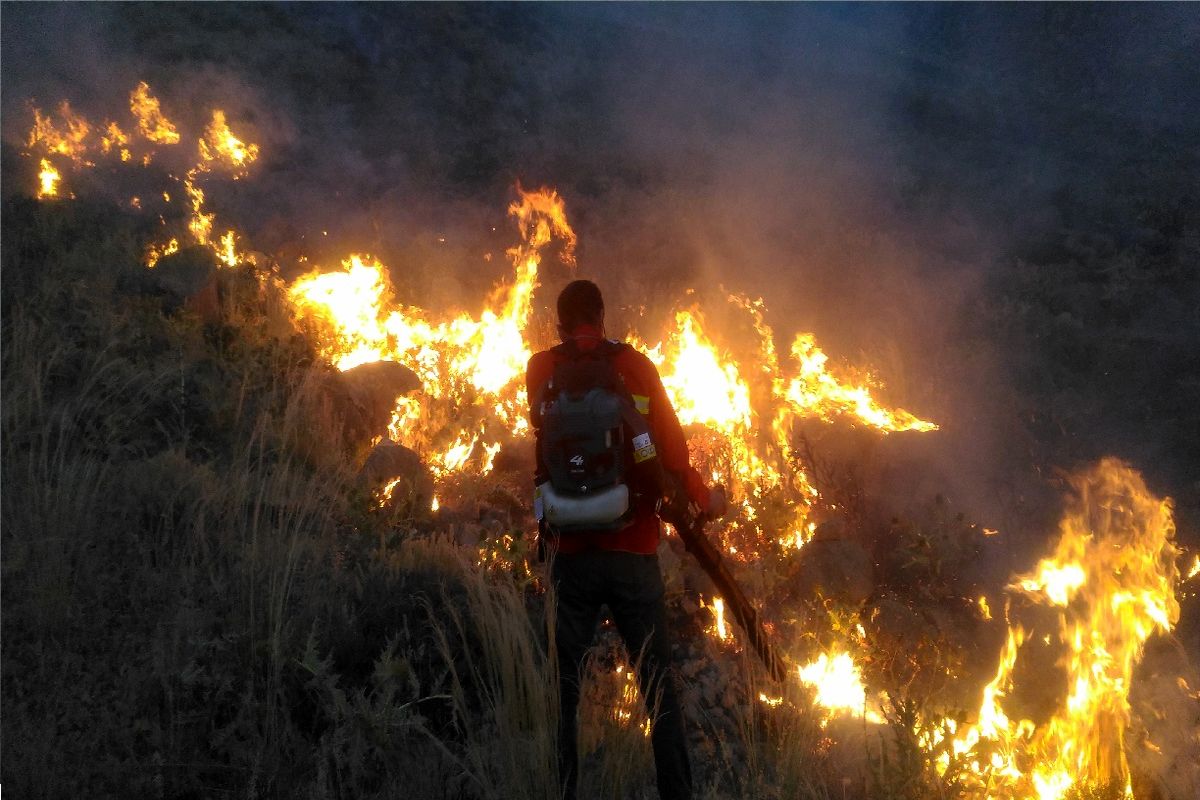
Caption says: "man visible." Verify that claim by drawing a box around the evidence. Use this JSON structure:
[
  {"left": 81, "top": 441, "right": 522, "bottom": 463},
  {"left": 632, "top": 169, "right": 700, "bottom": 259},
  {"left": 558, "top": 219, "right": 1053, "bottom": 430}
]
[{"left": 526, "top": 279, "right": 727, "bottom": 800}]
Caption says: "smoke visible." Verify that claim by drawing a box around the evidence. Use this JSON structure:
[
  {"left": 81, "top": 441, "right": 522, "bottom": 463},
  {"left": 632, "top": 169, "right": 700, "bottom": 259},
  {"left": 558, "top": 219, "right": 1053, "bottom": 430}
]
[{"left": 4, "top": 4, "right": 1198, "bottom": 551}]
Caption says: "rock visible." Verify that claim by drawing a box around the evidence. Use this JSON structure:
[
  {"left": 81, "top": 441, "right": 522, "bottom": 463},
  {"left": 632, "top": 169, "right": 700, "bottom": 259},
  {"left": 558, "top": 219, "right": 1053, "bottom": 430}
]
[
  {"left": 359, "top": 439, "right": 433, "bottom": 502},
  {"left": 794, "top": 538, "right": 874, "bottom": 607},
  {"left": 340, "top": 360, "right": 421, "bottom": 423},
  {"left": 331, "top": 360, "right": 421, "bottom": 448}
]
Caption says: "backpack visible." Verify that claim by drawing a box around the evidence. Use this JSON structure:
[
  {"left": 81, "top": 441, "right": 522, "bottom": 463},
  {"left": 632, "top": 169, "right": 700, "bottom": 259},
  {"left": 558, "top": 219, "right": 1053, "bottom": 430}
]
[{"left": 534, "top": 340, "right": 664, "bottom": 533}]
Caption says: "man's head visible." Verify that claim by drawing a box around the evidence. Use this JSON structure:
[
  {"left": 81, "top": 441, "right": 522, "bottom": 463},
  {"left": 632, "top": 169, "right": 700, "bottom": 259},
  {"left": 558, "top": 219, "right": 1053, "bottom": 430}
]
[{"left": 557, "top": 279, "right": 605, "bottom": 339}]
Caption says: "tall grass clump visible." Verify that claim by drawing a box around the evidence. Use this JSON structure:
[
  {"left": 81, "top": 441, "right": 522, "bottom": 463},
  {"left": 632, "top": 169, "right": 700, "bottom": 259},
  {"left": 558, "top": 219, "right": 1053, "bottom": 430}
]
[{"left": 388, "top": 537, "right": 560, "bottom": 800}]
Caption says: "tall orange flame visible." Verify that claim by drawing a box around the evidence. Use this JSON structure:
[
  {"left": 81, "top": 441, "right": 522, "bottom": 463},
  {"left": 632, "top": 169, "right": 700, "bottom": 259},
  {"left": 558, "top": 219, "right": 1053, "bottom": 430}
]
[
  {"left": 27, "top": 102, "right": 93, "bottom": 165},
  {"left": 933, "top": 458, "right": 1180, "bottom": 799},
  {"left": 198, "top": 109, "right": 259, "bottom": 176},
  {"left": 130, "top": 81, "right": 180, "bottom": 145}
]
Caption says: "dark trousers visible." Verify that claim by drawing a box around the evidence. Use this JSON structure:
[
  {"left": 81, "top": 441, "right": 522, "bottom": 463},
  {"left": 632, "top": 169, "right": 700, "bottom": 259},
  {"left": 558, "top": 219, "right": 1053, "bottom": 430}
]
[{"left": 551, "top": 550, "right": 692, "bottom": 800}]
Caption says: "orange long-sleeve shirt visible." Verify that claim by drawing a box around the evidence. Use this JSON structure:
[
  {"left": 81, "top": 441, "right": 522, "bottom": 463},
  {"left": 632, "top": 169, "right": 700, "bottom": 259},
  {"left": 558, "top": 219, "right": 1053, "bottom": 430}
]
[{"left": 526, "top": 327, "right": 709, "bottom": 554}]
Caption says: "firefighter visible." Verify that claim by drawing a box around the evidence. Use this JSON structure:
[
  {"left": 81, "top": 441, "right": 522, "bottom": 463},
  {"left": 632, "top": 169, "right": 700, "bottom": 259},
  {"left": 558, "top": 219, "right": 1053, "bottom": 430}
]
[{"left": 526, "top": 279, "right": 727, "bottom": 800}]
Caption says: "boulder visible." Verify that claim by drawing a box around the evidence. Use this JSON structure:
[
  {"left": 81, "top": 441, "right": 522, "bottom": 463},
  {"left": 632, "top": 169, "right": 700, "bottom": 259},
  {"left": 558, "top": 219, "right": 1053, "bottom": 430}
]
[
  {"left": 359, "top": 439, "right": 433, "bottom": 503},
  {"left": 340, "top": 360, "right": 421, "bottom": 418},
  {"left": 333, "top": 360, "right": 421, "bottom": 446}
]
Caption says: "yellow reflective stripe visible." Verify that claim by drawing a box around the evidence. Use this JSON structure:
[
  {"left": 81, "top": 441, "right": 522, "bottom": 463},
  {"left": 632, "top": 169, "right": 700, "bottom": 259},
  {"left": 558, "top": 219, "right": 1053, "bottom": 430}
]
[{"left": 633, "top": 394, "right": 650, "bottom": 415}]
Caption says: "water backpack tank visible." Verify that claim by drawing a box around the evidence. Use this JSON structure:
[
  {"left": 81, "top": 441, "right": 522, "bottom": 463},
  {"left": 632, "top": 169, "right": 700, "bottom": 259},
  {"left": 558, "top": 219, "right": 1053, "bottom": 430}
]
[{"left": 535, "top": 340, "right": 661, "bottom": 533}]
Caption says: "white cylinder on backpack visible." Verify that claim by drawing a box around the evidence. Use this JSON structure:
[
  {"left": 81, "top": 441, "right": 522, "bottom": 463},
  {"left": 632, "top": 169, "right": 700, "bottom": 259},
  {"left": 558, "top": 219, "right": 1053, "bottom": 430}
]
[{"left": 536, "top": 481, "right": 630, "bottom": 527}]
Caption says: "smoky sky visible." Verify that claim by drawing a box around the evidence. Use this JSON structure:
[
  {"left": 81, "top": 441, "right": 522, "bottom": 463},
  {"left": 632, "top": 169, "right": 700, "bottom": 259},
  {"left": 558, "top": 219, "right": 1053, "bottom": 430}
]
[{"left": 4, "top": 3, "right": 1199, "bottom": 550}]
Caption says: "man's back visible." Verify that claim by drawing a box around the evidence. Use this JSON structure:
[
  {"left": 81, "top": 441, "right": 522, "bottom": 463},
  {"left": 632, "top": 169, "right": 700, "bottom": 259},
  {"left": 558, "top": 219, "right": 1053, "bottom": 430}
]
[{"left": 526, "top": 335, "right": 708, "bottom": 555}]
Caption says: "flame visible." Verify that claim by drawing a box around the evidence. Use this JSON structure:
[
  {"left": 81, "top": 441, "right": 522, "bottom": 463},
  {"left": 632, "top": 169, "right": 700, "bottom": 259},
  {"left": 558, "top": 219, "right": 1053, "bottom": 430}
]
[
  {"left": 18, "top": 87, "right": 933, "bottom": 540},
  {"left": 781, "top": 521, "right": 818, "bottom": 550},
  {"left": 702, "top": 596, "right": 730, "bottom": 641},
  {"left": 797, "top": 651, "right": 883, "bottom": 724},
  {"left": 783, "top": 333, "right": 938, "bottom": 433},
  {"left": 656, "top": 311, "right": 753, "bottom": 430},
  {"left": 198, "top": 110, "right": 259, "bottom": 176},
  {"left": 218, "top": 230, "right": 240, "bottom": 267},
  {"left": 145, "top": 238, "right": 180, "bottom": 269},
  {"left": 287, "top": 254, "right": 400, "bottom": 371},
  {"left": 130, "top": 82, "right": 180, "bottom": 145},
  {"left": 183, "top": 175, "right": 214, "bottom": 245},
  {"left": 978, "top": 595, "right": 993, "bottom": 621},
  {"left": 37, "top": 159, "right": 61, "bottom": 199},
  {"left": 604, "top": 664, "right": 651, "bottom": 737},
  {"left": 634, "top": 292, "right": 931, "bottom": 554},
  {"left": 287, "top": 186, "right": 935, "bottom": 577},
  {"left": 23, "top": 85, "right": 258, "bottom": 282},
  {"left": 288, "top": 187, "right": 570, "bottom": 472},
  {"left": 936, "top": 459, "right": 1180, "bottom": 799},
  {"left": 27, "top": 102, "right": 92, "bottom": 164},
  {"left": 1017, "top": 563, "right": 1087, "bottom": 607},
  {"left": 100, "top": 121, "right": 132, "bottom": 162},
  {"left": 378, "top": 477, "right": 403, "bottom": 504},
  {"left": 25, "top": 83, "right": 1191, "bottom": 800}
]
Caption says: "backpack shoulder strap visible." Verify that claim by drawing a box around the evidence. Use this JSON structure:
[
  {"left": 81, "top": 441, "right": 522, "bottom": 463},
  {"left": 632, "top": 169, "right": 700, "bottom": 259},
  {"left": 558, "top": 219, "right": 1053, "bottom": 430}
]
[{"left": 550, "top": 339, "right": 628, "bottom": 396}]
